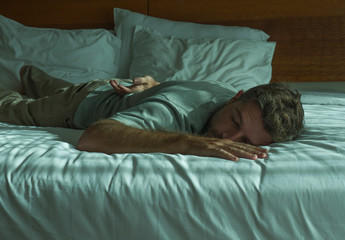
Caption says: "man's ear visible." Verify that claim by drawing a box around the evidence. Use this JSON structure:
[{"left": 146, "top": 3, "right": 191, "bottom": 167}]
[{"left": 228, "top": 90, "right": 244, "bottom": 103}]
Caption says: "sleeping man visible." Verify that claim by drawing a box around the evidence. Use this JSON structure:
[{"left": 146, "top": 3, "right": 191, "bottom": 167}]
[{"left": 0, "top": 66, "right": 304, "bottom": 161}]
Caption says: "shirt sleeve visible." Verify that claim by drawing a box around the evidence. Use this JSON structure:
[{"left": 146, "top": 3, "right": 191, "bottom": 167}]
[{"left": 108, "top": 101, "right": 185, "bottom": 132}]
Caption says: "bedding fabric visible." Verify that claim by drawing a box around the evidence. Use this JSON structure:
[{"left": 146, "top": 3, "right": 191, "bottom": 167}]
[
  {"left": 0, "top": 15, "right": 121, "bottom": 90},
  {"left": 0, "top": 90, "right": 345, "bottom": 239},
  {"left": 113, "top": 8, "right": 270, "bottom": 78},
  {"left": 129, "top": 26, "right": 276, "bottom": 91}
]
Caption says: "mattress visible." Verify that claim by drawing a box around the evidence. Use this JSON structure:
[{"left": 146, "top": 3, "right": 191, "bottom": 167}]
[{"left": 0, "top": 90, "right": 345, "bottom": 239}]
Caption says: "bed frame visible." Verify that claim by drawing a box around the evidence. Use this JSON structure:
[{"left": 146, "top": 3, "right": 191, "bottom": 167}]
[
  {"left": 1, "top": 2, "right": 345, "bottom": 239},
  {"left": 1, "top": 0, "right": 345, "bottom": 83}
]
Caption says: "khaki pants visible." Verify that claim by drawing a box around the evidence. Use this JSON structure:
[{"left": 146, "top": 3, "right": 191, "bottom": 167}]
[{"left": 0, "top": 66, "right": 108, "bottom": 128}]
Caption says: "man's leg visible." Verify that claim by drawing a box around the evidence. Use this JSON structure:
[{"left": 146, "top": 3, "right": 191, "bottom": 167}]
[
  {"left": 20, "top": 65, "right": 75, "bottom": 98},
  {"left": 0, "top": 89, "right": 37, "bottom": 126},
  {"left": 25, "top": 79, "right": 108, "bottom": 128},
  {"left": 1, "top": 79, "right": 109, "bottom": 128}
]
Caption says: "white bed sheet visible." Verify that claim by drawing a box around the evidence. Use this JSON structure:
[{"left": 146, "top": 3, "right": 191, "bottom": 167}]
[{"left": 0, "top": 90, "right": 345, "bottom": 239}]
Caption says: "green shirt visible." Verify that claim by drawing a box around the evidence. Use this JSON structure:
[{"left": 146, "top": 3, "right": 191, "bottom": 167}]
[{"left": 74, "top": 81, "right": 236, "bottom": 134}]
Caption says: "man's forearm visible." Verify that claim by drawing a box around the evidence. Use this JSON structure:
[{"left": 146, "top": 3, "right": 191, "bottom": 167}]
[
  {"left": 77, "top": 119, "right": 187, "bottom": 155},
  {"left": 77, "top": 119, "right": 268, "bottom": 161}
]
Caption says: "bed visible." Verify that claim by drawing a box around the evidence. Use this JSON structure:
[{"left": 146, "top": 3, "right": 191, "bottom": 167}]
[{"left": 1, "top": 1, "right": 345, "bottom": 239}]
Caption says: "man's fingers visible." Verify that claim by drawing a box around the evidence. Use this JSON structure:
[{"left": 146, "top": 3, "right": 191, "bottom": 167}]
[
  {"left": 109, "top": 80, "right": 124, "bottom": 95},
  {"left": 225, "top": 146, "right": 259, "bottom": 160},
  {"left": 118, "top": 84, "right": 135, "bottom": 93},
  {"left": 210, "top": 144, "right": 256, "bottom": 161},
  {"left": 199, "top": 139, "right": 268, "bottom": 161},
  {"left": 111, "top": 76, "right": 159, "bottom": 96},
  {"left": 216, "top": 149, "right": 239, "bottom": 161},
  {"left": 229, "top": 142, "right": 268, "bottom": 158},
  {"left": 110, "top": 80, "right": 137, "bottom": 95}
]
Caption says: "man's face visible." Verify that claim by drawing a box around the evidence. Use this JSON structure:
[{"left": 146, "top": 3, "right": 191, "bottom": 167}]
[{"left": 206, "top": 92, "right": 272, "bottom": 146}]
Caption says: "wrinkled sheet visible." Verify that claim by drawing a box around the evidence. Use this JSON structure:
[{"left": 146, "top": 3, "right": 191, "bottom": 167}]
[{"left": 0, "top": 91, "right": 345, "bottom": 239}]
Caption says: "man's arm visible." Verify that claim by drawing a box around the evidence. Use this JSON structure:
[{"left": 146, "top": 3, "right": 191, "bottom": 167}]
[{"left": 77, "top": 119, "right": 268, "bottom": 161}]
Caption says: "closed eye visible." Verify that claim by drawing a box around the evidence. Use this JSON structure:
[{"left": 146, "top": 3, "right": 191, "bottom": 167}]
[
  {"left": 232, "top": 109, "right": 241, "bottom": 128},
  {"left": 232, "top": 116, "right": 239, "bottom": 127},
  {"left": 233, "top": 109, "right": 253, "bottom": 145}
]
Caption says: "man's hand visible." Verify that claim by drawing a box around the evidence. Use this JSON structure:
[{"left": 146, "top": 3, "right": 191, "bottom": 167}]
[
  {"left": 77, "top": 119, "right": 268, "bottom": 161},
  {"left": 180, "top": 135, "right": 268, "bottom": 161},
  {"left": 110, "top": 76, "right": 160, "bottom": 96}
]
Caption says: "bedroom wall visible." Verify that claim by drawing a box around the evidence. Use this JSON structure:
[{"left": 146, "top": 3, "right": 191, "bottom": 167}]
[
  {"left": 2, "top": 0, "right": 343, "bottom": 28},
  {"left": 0, "top": 0, "right": 148, "bottom": 29},
  {"left": 148, "top": 0, "right": 345, "bottom": 23}
]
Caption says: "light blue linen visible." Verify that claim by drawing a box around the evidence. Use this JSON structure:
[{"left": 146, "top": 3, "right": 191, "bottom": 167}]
[{"left": 1, "top": 91, "right": 345, "bottom": 239}]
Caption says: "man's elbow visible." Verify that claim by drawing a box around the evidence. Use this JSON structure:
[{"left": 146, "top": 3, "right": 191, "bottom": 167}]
[
  {"left": 77, "top": 119, "right": 118, "bottom": 153},
  {"left": 77, "top": 130, "right": 96, "bottom": 152},
  {"left": 77, "top": 122, "right": 104, "bottom": 152}
]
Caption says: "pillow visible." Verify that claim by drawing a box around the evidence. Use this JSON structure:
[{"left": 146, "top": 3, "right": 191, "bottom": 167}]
[
  {"left": 113, "top": 8, "right": 270, "bottom": 78},
  {"left": 0, "top": 15, "right": 121, "bottom": 90},
  {"left": 129, "top": 25, "right": 276, "bottom": 91}
]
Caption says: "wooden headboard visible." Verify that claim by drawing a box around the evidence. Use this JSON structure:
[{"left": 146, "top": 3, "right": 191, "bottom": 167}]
[{"left": 1, "top": 0, "right": 345, "bottom": 83}]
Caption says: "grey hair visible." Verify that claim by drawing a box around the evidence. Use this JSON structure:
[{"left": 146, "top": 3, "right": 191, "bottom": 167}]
[{"left": 238, "top": 83, "right": 304, "bottom": 142}]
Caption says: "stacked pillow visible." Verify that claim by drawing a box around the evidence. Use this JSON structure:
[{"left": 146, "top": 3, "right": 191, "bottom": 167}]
[
  {"left": 129, "top": 25, "right": 275, "bottom": 91},
  {"left": 0, "top": 15, "right": 121, "bottom": 90},
  {"left": 0, "top": 8, "right": 275, "bottom": 91},
  {"left": 113, "top": 8, "right": 275, "bottom": 90}
]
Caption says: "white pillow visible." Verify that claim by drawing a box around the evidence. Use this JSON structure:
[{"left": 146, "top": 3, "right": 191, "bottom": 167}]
[
  {"left": 113, "top": 8, "right": 270, "bottom": 78},
  {"left": 0, "top": 15, "right": 121, "bottom": 90},
  {"left": 129, "top": 26, "right": 276, "bottom": 91}
]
